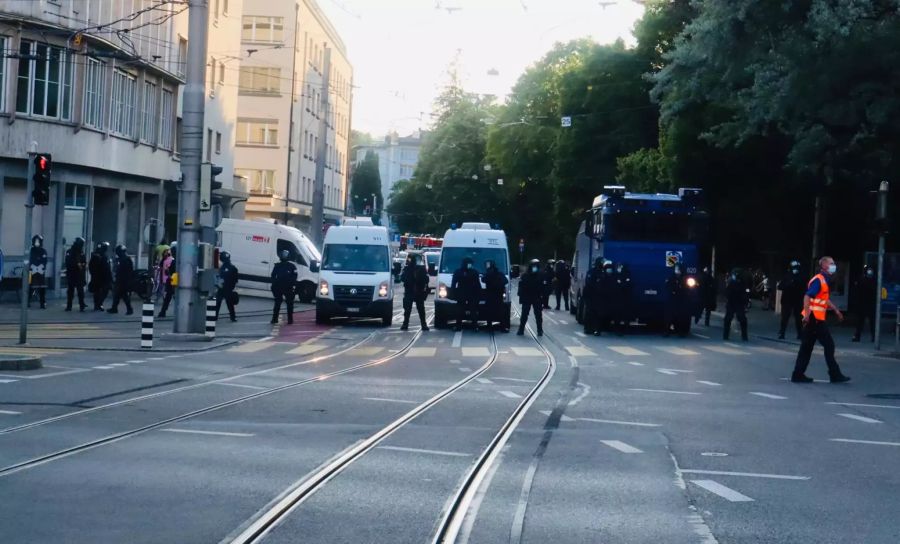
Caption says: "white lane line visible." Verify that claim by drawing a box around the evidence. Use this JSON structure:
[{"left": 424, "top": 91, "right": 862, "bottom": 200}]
[
  {"left": 691, "top": 480, "right": 754, "bottom": 502},
  {"left": 826, "top": 402, "right": 900, "bottom": 410},
  {"left": 216, "top": 382, "right": 269, "bottom": 391},
  {"left": 538, "top": 410, "right": 575, "bottom": 422},
  {"left": 829, "top": 438, "right": 900, "bottom": 447},
  {"left": 543, "top": 314, "right": 558, "bottom": 325},
  {"left": 108, "top": 363, "right": 128, "bottom": 367},
  {"left": 568, "top": 382, "right": 591, "bottom": 407},
  {"left": 608, "top": 346, "right": 649, "bottom": 356},
  {"left": 692, "top": 332, "right": 710, "bottom": 339},
  {"left": 449, "top": 359, "right": 461, "bottom": 364},
  {"left": 565, "top": 346, "right": 596, "bottom": 357},
  {"left": 559, "top": 319, "right": 569, "bottom": 325},
  {"left": 498, "top": 390, "right": 522, "bottom": 399},
  {"left": 680, "top": 469, "right": 810, "bottom": 481},
  {"left": 377, "top": 445, "right": 470, "bottom": 458},
  {"left": 0, "top": 410, "right": 22, "bottom": 415},
  {"left": 703, "top": 346, "right": 750, "bottom": 356},
  {"left": 147, "top": 357, "right": 167, "bottom": 361},
  {"left": 160, "top": 429, "right": 254, "bottom": 437},
  {"left": 657, "top": 368, "right": 693, "bottom": 376},
  {"left": 627, "top": 361, "right": 644, "bottom": 366},
  {"left": 125, "top": 360, "right": 146, "bottom": 363},
  {"left": 749, "top": 392, "right": 787, "bottom": 400},
  {"left": 656, "top": 347, "right": 700, "bottom": 356},
  {"left": 0, "top": 379, "right": 19, "bottom": 384},
  {"left": 696, "top": 380, "right": 722, "bottom": 386},
  {"left": 475, "top": 378, "right": 494, "bottom": 385},
  {"left": 574, "top": 331, "right": 587, "bottom": 338},
  {"left": 836, "top": 413, "right": 882, "bottom": 424},
  {"left": 511, "top": 347, "right": 543, "bottom": 357},
  {"left": 780, "top": 377, "right": 828, "bottom": 384},
  {"left": 254, "top": 336, "right": 274, "bottom": 342},
  {"left": 363, "top": 397, "right": 419, "bottom": 404},
  {"left": 462, "top": 347, "right": 490, "bottom": 357},
  {"left": 93, "top": 365, "right": 115, "bottom": 370},
  {"left": 600, "top": 440, "right": 643, "bottom": 454},
  {"left": 494, "top": 377, "right": 534, "bottom": 383},
  {"left": 452, "top": 331, "right": 463, "bottom": 348},
  {"left": 407, "top": 347, "right": 437, "bottom": 357},
  {"left": 579, "top": 417, "right": 660, "bottom": 428},
  {"left": 459, "top": 367, "right": 473, "bottom": 372},
  {"left": 629, "top": 388, "right": 701, "bottom": 396}
]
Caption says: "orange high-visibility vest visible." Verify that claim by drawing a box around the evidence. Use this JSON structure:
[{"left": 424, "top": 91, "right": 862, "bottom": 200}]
[{"left": 802, "top": 273, "right": 829, "bottom": 320}]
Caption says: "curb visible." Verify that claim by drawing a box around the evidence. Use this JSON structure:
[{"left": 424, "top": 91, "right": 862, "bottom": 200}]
[{"left": 0, "top": 355, "right": 43, "bottom": 371}]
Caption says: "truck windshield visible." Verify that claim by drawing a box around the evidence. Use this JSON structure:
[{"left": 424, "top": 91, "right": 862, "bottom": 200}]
[
  {"left": 322, "top": 244, "right": 390, "bottom": 272},
  {"left": 440, "top": 247, "right": 509, "bottom": 275},
  {"left": 605, "top": 211, "right": 705, "bottom": 243}
]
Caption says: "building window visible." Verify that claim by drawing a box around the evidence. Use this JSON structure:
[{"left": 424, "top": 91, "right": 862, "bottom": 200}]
[
  {"left": 237, "top": 169, "right": 276, "bottom": 194},
  {"left": 215, "top": 131, "right": 222, "bottom": 154},
  {"left": 82, "top": 58, "right": 104, "bottom": 129},
  {"left": 236, "top": 118, "right": 278, "bottom": 146},
  {"left": 177, "top": 37, "right": 188, "bottom": 78},
  {"left": 110, "top": 69, "right": 136, "bottom": 137},
  {"left": 141, "top": 81, "right": 157, "bottom": 143},
  {"left": 64, "top": 184, "right": 88, "bottom": 208},
  {"left": 209, "top": 57, "right": 216, "bottom": 95},
  {"left": 16, "top": 40, "right": 73, "bottom": 120},
  {"left": 160, "top": 89, "right": 174, "bottom": 150},
  {"left": 0, "top": 37, "right": 5, "bottom": 111},
  {"left": 241, "top": 16, "right": 284, "bottom": 43},
  {"left": 238, "top": 66, "right": 281, "bottom": 95}
]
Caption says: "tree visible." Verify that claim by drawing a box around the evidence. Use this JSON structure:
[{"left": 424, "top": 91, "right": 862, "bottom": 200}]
[{"left": 350, "top": 151, "right": 383, "bottom": 223}]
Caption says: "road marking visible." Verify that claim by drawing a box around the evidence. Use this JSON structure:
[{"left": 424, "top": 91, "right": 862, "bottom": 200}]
[
  {"left": 826, "top": 402, "right": 900, "bottom": 410},
  {"left": 629, "top": 388, "right": 701, "bottom": 396},
  {"left": 93, "top": 365, "right": 115, "bottom": 370},
  {"left": 0, "top": 410, "right": 22, "bottom": 415},
  {"left": 829, "top": 438, "right": 900, "bottom": 447},
  {"left": 511, "top": 347, "right": 543, "bottom": 357},
  {"left": 459, "top": 367, "right": 473, "bottom": 372},
  {"left": 680, "top": 469, "right": 810, "bottom": 481},
  {"left": 109, "top": 363, "right": 128, "bottom": 367},
  {"left": 657, "top": 347, "right": 700, "bottom": 356},
  {"left": 565, "top": 346, "right": 596, "bottom": 357},
  {"left": 579, "top": 417, "right": 660, "bottom": 427},
  {"left": 626, "top": 361, "right": 644, "bottom": 366},
  {"left": 364, "top": 397, "right": 419, "bottom": 404},
  {"left": 749, "top": 392, "right": 787, "bottom": 400},
  {"left": 558, "top": 319, "right": 569, "bottom": 325},
  {"left": 657, "top": 368, "right": 694, "bottom": 376},
  {"left": 348, "top": 346, "right": 384, "bottom": 356},
  {"left": 217, "top": 382, "right": 269, "bottom": 391},
  {"left": 462, "top": 347, "right": 490, "bottom": 357},
  {"left": 147, "top": 357, "right": 167, "bottom": 361},
  {"left": 0, "top": 379, "right": 18, "bottom": 384},
  {"left": 600, "top": 440, "right": 643, "bottom": 454},
  {"left": 494, "top": 376, "right": 534, "bottom": 383},
  {"left": 499, "top": 390, "right": 522, "bottom": 399},
  {"left": 692, "top": 332, "right": 710, "bottom": 339},
  {"left": 702, "top": 346, "right": 750, "bottom": 356},
  {"left": 780, "top": 377, "right": 828, "bottom": 383},
  {"left": 568, "top": 382, "right": 591, "bottom": 407},
  {"left": 160, "top": 429, "right": 254, "bottom": 437},
  {"left": 452, "top": 331, "right": 463, "bottom": 348},
  {"left": 229, "top": 342, "right": 274, "bottom": 353},
  {"left": 475, "top": 378, "right": 494, "bottom": 385},
  {"left": 608, "top": 346, "right": 649, "bottom": 356},
  {"left": 538, "top": 410, "right": 575, "bottom": 422},
  {"left": 287, "top": 344, "right": 327, "bottom": 355},
  {"left": 696, "top": 380, "right": 722, "bottom": 386},
  {"left": 125, "top": 360, "right": 146, "bottom": 364},
  {"left": 377, "top": 445, "right": 470, "bottom": 457},
  {"left": 691, "top": 480, "right": 754, "bottom": 502},
  {"left": 407, "top": 347, "right": 437, "bottom": 357},
  {"left": 836, "top": 413, "right": 882, "bottom": 424},
  {"left": 574, "top": 331, "right": 587, "bottom": 338}
]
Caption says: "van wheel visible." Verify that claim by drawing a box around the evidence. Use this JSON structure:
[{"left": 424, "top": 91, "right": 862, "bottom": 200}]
[
  {"left": 576, "top": 298, "right": 585, "bottom": 324},
  {"left": 569, "top": 295, "right": 576, "bottom": 315},
  {"left": 382, "top": 309, "right": 393, "bottom": 327},
  {"left": 315, "top": 311, "right": 329, "bottom": 325},
  {"left": 297, "top": 282, "right": 316, "bottom": 303}
]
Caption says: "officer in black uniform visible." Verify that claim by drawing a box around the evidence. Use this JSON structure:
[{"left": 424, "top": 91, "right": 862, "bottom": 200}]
[
  {"left": 612, "top": 263, "right": 633, "bottom": 336},
  {"left": 852, "top": 265, "right": 877, "bottom": 342},
  {"left": 400, "top": 253, "right": 430, "bottom": 331},
  {"left": 28, "top": 235, "right": 48, "bottom": 309},
  {"left": 542, "top": 261, "right": 555, "bottom": 309},
  {"left": 108, "top": 244, "right": 134, "bottom": 315},
  {"left": 517, "top": 258, "right": 545, "bottom": 336},
  {"left": 723, "top": 269, "right": 750, "bottom": 341},
  {"left": 582, "top": 258, "right": 605, "bottom": 335},
  {"left": 554, "top": 259, "right": 571, "bottom": 311},
  {"left": 663, "top": 265, "right": 687, "bottom": 337},
  {"left": 451, "top": 256, "right": 482, "bottom": 331},
  {"left": 777, "top": 260, "right": 805, "bottom": 339},
  {"left": 483, "top": 259, "right": 509, "bottom": 331},
  {"left": 696, "top": 266, "right": 717, "bottom": 326},
  {"left": 215, "top": 251, "right": 240, "bottom": 322},
  {"left": 89, "top": 242, "right": 112, "bottom": 311},
  {"left": 271, "top": 250, "right": 298, "bottom": 324},
  {"left": 65, "top": 237, "right": 88, "bottom": 312}
]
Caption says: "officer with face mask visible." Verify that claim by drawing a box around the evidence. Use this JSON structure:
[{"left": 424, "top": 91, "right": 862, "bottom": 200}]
[
  {"left": 612, "top": 263, "right": 632, "bottom": 336},
  {"left": 65, "top": 237, "right": 87, "bottom": 312},
  {"left": 582, "top": 258, "right": 605, "bottom": 335},
  {"left": 89, "top": 242, "right": 112, "bottom": 311},
  {"left": 28, "top": 235, "right": 48, "bottom": 309},
  {"left": 777, "top": 260, "right": 805, "bottom": 339},
  {"left": 271, "top": 250, "right": 298, "bottom": 324},
  {"left": 792, "top": 256, "right": 850, "bottom": 383},
  {"left": 108, "top": 244, "right": 134, "bottom": 315},
  {"left": 400, "top": 253, "right": 429, "bottom": 331},
  {"left": 483, "top": 259, "right": 509, "bottom": 332},
  {"left": 216, "top": 251, "right": 240, "bottom": 322},
  {"left": 517, "top": 258, "right": 545, "bottom": 336},
  {"left": 723, "top": 268, "right": 749, "bottom": 341},
  {"left": 664, "top": 264, "right": 688, "bottom": 337},
  {"left": 696, "top": 266, "right": 717, "bottom": 326},
  {"left": 852, "top": 265, "right": 877, "bottom": 342},
  {"left": 452, "top": 256, "right": 482, "bottom": 331}
]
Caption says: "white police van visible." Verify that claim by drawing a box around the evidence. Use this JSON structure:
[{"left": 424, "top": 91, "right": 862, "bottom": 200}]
[
  {"left": 316, "top": 217, "right": 394, "bottom": 325},
  {"left": 434, "top": 223, "right": 513, "bottom": 329}
]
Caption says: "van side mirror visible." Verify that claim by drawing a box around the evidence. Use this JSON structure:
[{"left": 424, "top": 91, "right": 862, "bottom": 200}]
[
  {"left": 309, "top": 260, "right": 320, "bottom": 273},
  {"left": 511, "top": 264, "right": 520, "bottom": 279}
]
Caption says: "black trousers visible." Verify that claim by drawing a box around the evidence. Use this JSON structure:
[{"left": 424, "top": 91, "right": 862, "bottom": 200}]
[
  {"left": 66, "top": 283, "right": 86, "bottom": 310},
  {"left": 664, "top": 304, "right": 684, "bottom": 335},
  {"left": 555, "top": 286, "right": 569, "bottom": 310},
  {"left": 542, "top": 292, "right": 551, "bottom": 309},
  {"left": 723, "top": 306, "right": 748, "bottom": 340},
  {"left": 854, "top": 307, "right": 876, "bottom": 341},
  {"left": 519, "top": 301, "right": 543, "bottom": 333},
  {"left": 93, "top": 285, "right": 109, "bottom": 310},
  {"left": 794, "top": 317, "right": 843, "bottom": 378},
  {"left": 110, "top": 286, "right": 133, "bottom": 313},
  {"left": 215, "top": 287, "right": 236, "bottom": 320},
  {"left": 403, "top": 296, "right": 427, "bottom": 327},
  {"left": 584, "top": 303, "right": 609, "bottom": 335},
  {"left": 456, "top": 298, "right": 479, "bottom": 329},
  {"left": 29, "top": 276, "right": 46, "bottom": 307},
  {"left": 780, "top": 302, "right": 803, "bottom": 337},
  {"left": 158, "top": 284, "right": 174, "bottom": 316},
  {"left": 695, "top": 307, "right": 712, "bottom": 326},
  {"left": 272, "top": 289, "right": 294, "bottom": 323}
]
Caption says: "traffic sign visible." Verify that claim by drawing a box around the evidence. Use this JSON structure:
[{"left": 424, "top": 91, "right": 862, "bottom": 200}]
[{"left": 561, "top": 116, "right": 572, "bottom": 128}]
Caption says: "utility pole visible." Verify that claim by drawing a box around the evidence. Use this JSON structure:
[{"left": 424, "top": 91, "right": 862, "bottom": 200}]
[
  {"left": 875, "top": 180, "right": 889, "bottom": 350},
  {"left": 19, "top": 151, "right": 36, "bottom": 344},
  {"left": 174, "top": 0, "right": 210, "bottom": 334},
  {"left": 372, "top": 192, "right": 378, "bottom": 224},
  {"left": 311, "top": 46, "right": 332, "bottom": 249},
  {"left": 284, "top": 2, "right": 301, "bottom": 224}
]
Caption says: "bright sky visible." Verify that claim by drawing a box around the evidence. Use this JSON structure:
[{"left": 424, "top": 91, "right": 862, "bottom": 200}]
[{"left": 317, "top": 0, "right": 646, "bottom": 137}]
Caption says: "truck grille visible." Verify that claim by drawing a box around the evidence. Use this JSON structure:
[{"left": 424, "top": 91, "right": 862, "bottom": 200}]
[{"left": 334, "top": 285, "right": 374, "bottom": 306}]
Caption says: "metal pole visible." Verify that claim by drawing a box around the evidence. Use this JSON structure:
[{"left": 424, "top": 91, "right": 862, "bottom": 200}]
[
  {"left": 311, "top": 47, "right": 332, "bottom": 249},
  {"left": 372, "top": 193, "right": 378, "bottom": 224},
  {"left": 284, "top": 2, "right": 301, "bottom": 224},
  {"left": 19, "top": 152, "right": 36, "bottom": 345},
  {"left": 875, "top": 180, "right": 889, "bottom": 350},
  {"left": 174, "top": 0, "right": 209, "bottom": 334},
  {"left": 810, "top": 194, "right": 823, "bottom": 273}
]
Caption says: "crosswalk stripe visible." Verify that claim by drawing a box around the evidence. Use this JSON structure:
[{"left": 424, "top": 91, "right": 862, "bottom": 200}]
[
  {"left": 656, "top": 346, "right": 699, "bottom": 356},
  {"left": 608, "top": 346, "right": 649, "bottom": 356},
  {"left": 462, "top": 347, "right": 490, "bottom": 357},
  {"left": 565, "top": 346, "right": 596, "bottom": 357},
  {"left": 348, "top": 346, "right": 384, "bottom": 356},
  {"left": 229, "top": 342, "right": 275, "bottom": 353},
  {"left": 287, "top": 343, "right": 327, "bottom": 355},
  {"left": 836, "top": 413, "right": 881, "bottom": 424},
  {"left": 600, "top": 440, "right": 643, "bottom": 454},
  {"left": 475, "top": 377, "right": 494, "bottom": 385},
  {"left": 498, "top": 390, "right": 522, "bottom": 399},
  {"left": 0, "top": 379, "right": 19, "bottom": 384},
  {"left": 0, "top": 410, "right": 22, "bottom": 415},
  {"left": 696, "top": 380, "right": 721, "bottom": 386},
  {"left": 702, "top": 346, "right": 751, "bottom": 356},
  {"left": 406, "top": 347, "right": 436, "bottom": 357},
  {"left": 749, "top": 392, "right": 787, "bottom": 400},
  {"left": 93, "top": 365, "right": 115, "bottom": 370},
  {"left": 691, "top": 480, "right": 754, "bottom": 502},
  {"left": 538, "top": 410, "right": 575, "bottom": 422},
  {"left": 511, "top": 347, "right": 543, "bottom": 357}
]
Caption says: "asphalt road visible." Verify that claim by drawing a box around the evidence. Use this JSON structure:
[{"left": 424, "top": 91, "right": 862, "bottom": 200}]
[{"left": 1, "top": 291, "right": 899, "bottom": 543}]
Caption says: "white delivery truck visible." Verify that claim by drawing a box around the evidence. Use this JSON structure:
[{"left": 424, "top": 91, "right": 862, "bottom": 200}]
[
  {"left": 434, "top": 223, "right": 513, "bottom": 330},
  {"left": 216, "top": 218, "right": 321, "bottom": 302},
  {"left": 316, "top": 217, "right": 394, "bottom": 325}
]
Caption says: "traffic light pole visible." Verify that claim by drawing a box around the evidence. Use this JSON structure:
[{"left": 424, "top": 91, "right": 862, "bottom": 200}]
[
  {"left": 875, "top": 181, "right": 889, "bottom": 351},
  {"left": 311, "top": 47, "right": 332, "bottom": 249},
  {"left": 19, "top": 152, "right": 36, "bottom": 344},
  {"left": 174, "top": 0, "right": 209, "bottom": 334}
]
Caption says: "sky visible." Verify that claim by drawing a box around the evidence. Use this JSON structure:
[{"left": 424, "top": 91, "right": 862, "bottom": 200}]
[{"left": 316, "top": 0, "right": 647, "bottom": 137}]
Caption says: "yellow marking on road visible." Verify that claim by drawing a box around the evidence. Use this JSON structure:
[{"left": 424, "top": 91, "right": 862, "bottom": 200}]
[
  {"left": 348, "top": 346, "right": 384, "bottom": 356},
  {"left": 608, "top": 346, "right": 649, "bottom": 356},
  {"left": 462, "top": 347, "right": 491, "bottom": 357},
  {"left": 565, "top": 346, "right": 596, "bottom": 357},
  {"left": 228, "top": 342, "right": 275, "bottom": 353},
  {"left": 702, "top": 346, "right": 751, "bottom": 356},
  {"left": 656, "top": 346, "right": 700, "bottom": 356},
  {"left": 511, "top": 347, "right": 543, "bottom": 357},
  {"left": 406, "top": 347, "right": 437, "bottom": 357},
  {"left": 286, "top": 343, "right": 328, "bottom": 355}
]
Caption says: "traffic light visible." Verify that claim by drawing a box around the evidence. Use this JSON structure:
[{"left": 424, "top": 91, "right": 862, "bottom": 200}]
[
  {"left": 32, "top": 153, "right": 52, "bottom": 206},
  {"left": 200, "top": 163, "right": 223, "bottom": 211}
]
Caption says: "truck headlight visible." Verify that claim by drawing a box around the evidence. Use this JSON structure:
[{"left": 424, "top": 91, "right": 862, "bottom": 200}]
[
  {"left": 686, "top": 277, "right": 698, "bottom": 288},
  {"left": 319, "top": 280, "right": 329, "bottom": 296},
  {"left": 378, "top": 281, "right": 389, "bottom": 298},
  {"left": 438, "top": 283, "right": 448, "bottom": 299}
]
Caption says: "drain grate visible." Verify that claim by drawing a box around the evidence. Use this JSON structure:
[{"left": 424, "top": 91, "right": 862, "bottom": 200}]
[{"left": 866, "top": 394, "right": 900, "bottom": 400}]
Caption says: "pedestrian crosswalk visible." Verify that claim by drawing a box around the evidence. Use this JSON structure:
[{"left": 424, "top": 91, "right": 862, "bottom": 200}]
[{"left": 0, "top": 347, "right": 77, "bottom": 358}]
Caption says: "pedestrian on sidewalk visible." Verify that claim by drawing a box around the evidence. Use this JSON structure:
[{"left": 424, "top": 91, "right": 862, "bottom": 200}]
[
  {"left": 852, "top": 265, "right": 876, "bottom": 343},
  {"left": 28, "top": 235, "right": 48, "bottom": 309},
  {"left": 723, "top": 269, "right": 749, "bottom": 341},
  {"left": 64, "top": 237, "right": 87, "bottom": 312},
  {"left": 791, "top": 256, "right": 851, "bottom": 384},
  {"left": 777, "top": 260, "right": 805, "bottom": 339},
  {"left": 108, "top": 245, "right": 134, "bottom": 315},
  {"left": 271, "top": 250, "right": 297, "bottom": 325},
  {"left": 400, "top": 253, "right": 429, "bottom": 331},
  {"left": 88, "top": 242, "right": 112, "bottom": 311},
  {"left": 215, "top": 251, "right": 239, "bottom": 322},
  {"left": 157, "top": 245, "right": 175, "bottom": 318}
]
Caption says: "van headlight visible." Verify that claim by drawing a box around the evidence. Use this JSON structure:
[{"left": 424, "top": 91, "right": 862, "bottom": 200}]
[
  {"left": 378, "top": 281, "right": 389, "bottom": 298},
  {"left": 319, "top": 280, "right": 330, "bottom": 296},
  {"left": 686, "top": 277, "right": 698, "bottom": 288},
  {"left": 438, "top": 283, "right": 448, "bottom": 299}
]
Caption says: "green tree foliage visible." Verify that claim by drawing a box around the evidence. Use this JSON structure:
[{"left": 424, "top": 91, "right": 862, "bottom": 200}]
[{"left": 350, "top": 151, "right": 383, "bottom": 223}]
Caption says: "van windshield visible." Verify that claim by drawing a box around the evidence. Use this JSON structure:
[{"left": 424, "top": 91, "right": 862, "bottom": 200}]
[
  {"left": 440, "top": 247, "right": 509, "bottom": 275},
  {"left": 322, "top": 244, "right": 390, "bottom": 272}
]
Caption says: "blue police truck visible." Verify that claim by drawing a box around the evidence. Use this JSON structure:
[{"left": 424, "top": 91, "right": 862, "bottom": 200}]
[{"left": 570, "top": 186, "right": 709, "bottom": 332}]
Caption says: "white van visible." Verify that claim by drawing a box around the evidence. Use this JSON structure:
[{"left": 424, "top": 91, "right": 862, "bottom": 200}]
[
  {"left": 316, "top": 217, "right": 394, "bottom": 325},
  {"left": 434, "top": 223, "right": 513, "bottom": 330},
  {"left": 216, "top": 218, "right": 321, "bottom": 302}
]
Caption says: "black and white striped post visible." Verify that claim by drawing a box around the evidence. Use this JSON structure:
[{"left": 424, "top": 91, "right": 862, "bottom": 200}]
[
  {"left": 205, "top": 297, "right": 217, "bottom": 339},
  {"left": 141, "top": 302, "right": 154, "bottom": 349}
]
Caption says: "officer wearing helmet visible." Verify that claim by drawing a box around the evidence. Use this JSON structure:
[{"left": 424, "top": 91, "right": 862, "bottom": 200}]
[
  {"left": 271, "top": 249, "right": 298, "bottom": 324},
  {"left": 517, "top": 258, "right": 546, "bottom": 336},
  {"left": 89, "top": 242, "right": 112, "bottom": 311},
  {"left": 723, "top": 268, "right": 749, "bottom": 341},
  {"left": 777, "top": 260, "right": 805, "bottom": 339},
  {"left": 64, "top": 237, "right": 87, "bottom": 312},
  {"left": 28, "top": 235, "right": 48, "bottom": 309},
  {"left": 451, "top": 256, "right": 482, "bottom": 331},
  {"left": 663, "top": 263, "right": 688, "bottom": 337},
  {"left": 582, "top": 257, "right": 604, "bottom": 335},
  {"left": 852, "top": 264, "right": 877, "bottom": 342},
  {"left": 215, "top": 251, "right": 240, "bottom": 322},
  {"left": 108, "top": 244, "right": 134, "bottom": 314}
]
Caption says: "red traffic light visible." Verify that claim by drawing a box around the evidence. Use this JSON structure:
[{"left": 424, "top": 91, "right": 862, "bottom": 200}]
[{"left": 36, "top": 156, "right": 49, "bottom": 171}]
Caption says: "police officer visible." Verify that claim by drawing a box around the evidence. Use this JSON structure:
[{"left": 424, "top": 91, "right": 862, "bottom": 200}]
[
  {"left": 400, "top": 253, "right": 430, "bottom": 331},
  {"left": 792, "top": 256, "right": 850, "bottom": 383},
  {"left": 663, "top": 264, "right": 687, "bottom": 337},
  {"left": 271, "top": 250, "right": 298, "bottom": 324},
  {"left": 582, "top": 258, "right": 605, "bottom": 335},
  {"left": 64, "top": 237, "right": 87, "bottom": 312},
  {"left": 612, "top": 263, "right": 633, "bottom": 336},
  {"left": 108, "top": 244, "right": 134, "bottom": 315},
  {"left": 483, "top": 259, "right": 508, "bottom": 331},
  {"left": 723, "top": 269, "right": 749, "bottom": 341},
  {"left": 554, "top": 259, "right": 571, "bottom": 311},
  {"left": 451, "top": 256, "right": 482, "bottom": 331},
  {"left": 28, "top": 235, "right": 48, "bottom": 309},
  {"left": 215, "top": 251, "right": 240, "bottom": 323},
  {"left": 777, "top": 260, "right": 805, "bottom": 339},
  {"left": 157, "top": 244, "right": 176, "bottom": 318},
  {"left": 542, "top": 261, "right": 555, "bottom": 310},
  {"left": 88, "top": 242, "right": 112, "bottom": 311},
  {"left": 852, "top": 265, "right": 876, "bottom": 343},
  {"left": 696, "top": 266, "right": 717, "bottom": 326},
  {"left": 517, "top": 258, "right": 544, "bottom": 336}
]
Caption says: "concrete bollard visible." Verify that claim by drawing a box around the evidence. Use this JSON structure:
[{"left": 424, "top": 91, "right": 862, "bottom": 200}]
[
  {"left": 206, "top": 297, "right": 217, "bottom": 339},
  {"left": 141, "top": 302, "right": 154, "bottom": 349}
]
